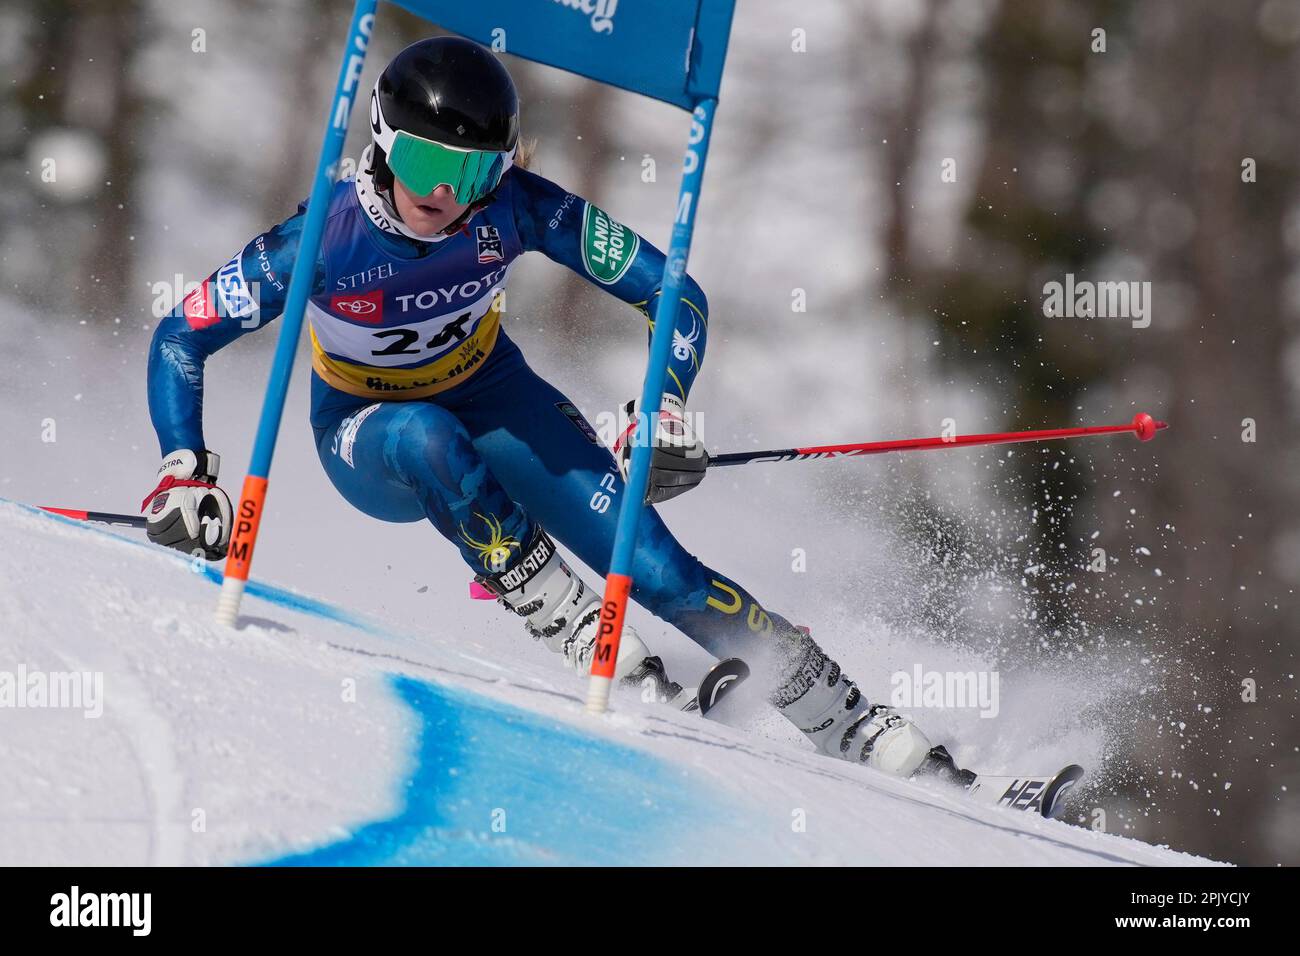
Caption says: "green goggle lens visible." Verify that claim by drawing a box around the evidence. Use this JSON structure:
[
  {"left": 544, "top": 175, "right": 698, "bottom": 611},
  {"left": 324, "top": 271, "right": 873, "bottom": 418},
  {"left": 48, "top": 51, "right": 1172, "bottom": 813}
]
[{"left": 387, "top": 132, "right": 507, "bottom": 205}]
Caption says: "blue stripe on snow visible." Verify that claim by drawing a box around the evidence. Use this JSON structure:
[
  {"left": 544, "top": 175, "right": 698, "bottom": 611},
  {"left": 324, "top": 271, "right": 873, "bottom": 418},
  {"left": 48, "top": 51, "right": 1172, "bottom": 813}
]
[
  {"left": 265, "top": 674, "right": 715, "bottom": 866},
  {"left": 8, "top": 499, "right": 389, "bottom": 636},
  {"left": 196, "top": 565, "right": 390, "bottom": 636}
]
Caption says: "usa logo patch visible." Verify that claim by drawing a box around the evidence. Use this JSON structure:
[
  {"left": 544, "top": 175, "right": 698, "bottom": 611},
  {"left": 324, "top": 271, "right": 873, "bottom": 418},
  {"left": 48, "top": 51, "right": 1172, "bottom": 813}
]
[{"left": 476, "top": 225, "right": 504, "bottom": 264}]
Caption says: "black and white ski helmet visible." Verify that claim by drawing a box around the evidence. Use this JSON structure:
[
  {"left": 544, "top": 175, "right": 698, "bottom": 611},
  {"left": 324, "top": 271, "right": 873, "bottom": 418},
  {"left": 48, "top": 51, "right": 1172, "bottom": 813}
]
[{"left": 369, "top": 36, "right": 519, "bottom": 197}]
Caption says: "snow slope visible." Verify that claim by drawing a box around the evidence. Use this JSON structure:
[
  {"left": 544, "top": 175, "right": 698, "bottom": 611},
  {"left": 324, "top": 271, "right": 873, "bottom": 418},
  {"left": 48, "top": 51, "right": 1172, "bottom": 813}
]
[{"left": 0, "top": 501, "right": 1218, "bottom": 866}]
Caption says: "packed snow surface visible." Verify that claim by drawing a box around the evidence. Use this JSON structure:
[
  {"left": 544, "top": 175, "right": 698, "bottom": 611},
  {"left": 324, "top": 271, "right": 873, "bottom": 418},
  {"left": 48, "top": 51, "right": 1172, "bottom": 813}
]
[{"left": 0, "top": 502, "right": 1217, "bottom": 866}]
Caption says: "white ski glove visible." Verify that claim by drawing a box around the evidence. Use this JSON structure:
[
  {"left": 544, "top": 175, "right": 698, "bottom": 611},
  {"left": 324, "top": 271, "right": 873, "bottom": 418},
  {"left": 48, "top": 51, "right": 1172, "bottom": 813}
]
[
  {"left": 140, "top": 449, "right": 233, "bottom": 560},
  {"left": 614, "top": 394, "right": 708, "bottom": 504}
]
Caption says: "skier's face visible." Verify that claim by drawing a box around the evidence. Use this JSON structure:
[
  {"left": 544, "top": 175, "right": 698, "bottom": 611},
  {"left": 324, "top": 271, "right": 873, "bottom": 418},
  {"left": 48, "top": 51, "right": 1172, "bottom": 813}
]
[{"left": 391, "top": 177, "right": 469, "bottom": 236}]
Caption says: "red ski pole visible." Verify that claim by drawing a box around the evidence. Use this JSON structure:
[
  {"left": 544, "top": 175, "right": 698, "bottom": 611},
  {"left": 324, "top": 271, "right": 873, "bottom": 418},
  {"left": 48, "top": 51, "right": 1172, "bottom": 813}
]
[
  {"left": 38, "top": 506, "right": 148, "bottom": 529},
  {"left": 708, "top": 412, "right": 1167, "bottom": 468}
]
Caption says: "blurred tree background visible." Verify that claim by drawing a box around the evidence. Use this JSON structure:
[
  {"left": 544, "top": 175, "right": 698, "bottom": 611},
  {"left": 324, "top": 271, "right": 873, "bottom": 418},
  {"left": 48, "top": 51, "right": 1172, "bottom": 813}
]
[
  {"left": 1, "top": 0, "right": 1296, "bottom": 863},
  {"left": 878, "top": 0, "right": 1300, "bottom": 863}
]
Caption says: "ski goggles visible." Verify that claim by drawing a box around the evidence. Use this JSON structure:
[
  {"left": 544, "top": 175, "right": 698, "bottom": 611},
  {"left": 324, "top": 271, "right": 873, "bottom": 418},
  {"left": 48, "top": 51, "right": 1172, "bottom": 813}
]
[{"left": 371, "top": 93, "right": 515, "bottom": 204}]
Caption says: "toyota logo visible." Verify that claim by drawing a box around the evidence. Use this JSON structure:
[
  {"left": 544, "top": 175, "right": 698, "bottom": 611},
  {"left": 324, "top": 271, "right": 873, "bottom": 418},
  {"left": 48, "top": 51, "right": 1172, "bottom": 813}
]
[{"left": 337, "top": 298, "right": 377, "bottom": 315}]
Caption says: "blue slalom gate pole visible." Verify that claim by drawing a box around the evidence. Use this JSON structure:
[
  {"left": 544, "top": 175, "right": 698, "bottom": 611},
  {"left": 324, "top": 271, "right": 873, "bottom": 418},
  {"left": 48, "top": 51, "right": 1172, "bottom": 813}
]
[
  {"left": 586, "top": 98, "right": 718, "bottom": 713},
  {"left": 215, "top": 0, "right": 378, "bottom": 625}
]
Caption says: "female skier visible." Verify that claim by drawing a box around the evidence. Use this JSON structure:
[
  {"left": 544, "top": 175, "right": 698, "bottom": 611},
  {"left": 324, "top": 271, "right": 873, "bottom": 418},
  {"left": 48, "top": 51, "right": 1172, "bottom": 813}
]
[{"left": 142, "top": 37, "right": 941, "bottom": 779}]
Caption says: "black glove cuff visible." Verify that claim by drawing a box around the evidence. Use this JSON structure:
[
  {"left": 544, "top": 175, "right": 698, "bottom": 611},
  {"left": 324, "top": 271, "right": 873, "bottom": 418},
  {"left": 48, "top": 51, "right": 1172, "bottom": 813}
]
[{"left": 194, "top": 449, "right": 221, "bottom": 483}]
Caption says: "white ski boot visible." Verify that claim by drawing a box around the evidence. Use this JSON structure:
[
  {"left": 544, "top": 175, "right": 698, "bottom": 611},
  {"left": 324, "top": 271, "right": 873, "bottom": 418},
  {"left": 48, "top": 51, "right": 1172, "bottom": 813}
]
[
  {"left": 475, "top": 528, "right": 654, "bottom": 681},
  {"left": 772, "top": 637, "right": 933, "bottom": 777}
]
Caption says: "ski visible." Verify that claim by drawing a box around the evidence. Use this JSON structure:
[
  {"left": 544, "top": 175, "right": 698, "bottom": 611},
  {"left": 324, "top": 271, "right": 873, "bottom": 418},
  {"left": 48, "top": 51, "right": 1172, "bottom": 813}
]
[
  {"left": 677, "top": 657, "right": 750, "bottom": 716},
  {"left": 620, "top": 655, "right": 750, "bottom": 718},
  {"left": 964, "top": 764, "right": 1086, "bottom": 819},
  {"left": 919, "top": 746, "right": 1084, "bottom": 819}
]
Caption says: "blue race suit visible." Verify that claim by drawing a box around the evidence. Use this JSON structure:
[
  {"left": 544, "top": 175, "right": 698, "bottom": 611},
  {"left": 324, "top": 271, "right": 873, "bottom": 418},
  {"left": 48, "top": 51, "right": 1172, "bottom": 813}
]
[{"left": 147, "top": 165, "right": 805, "bottom": 663}]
